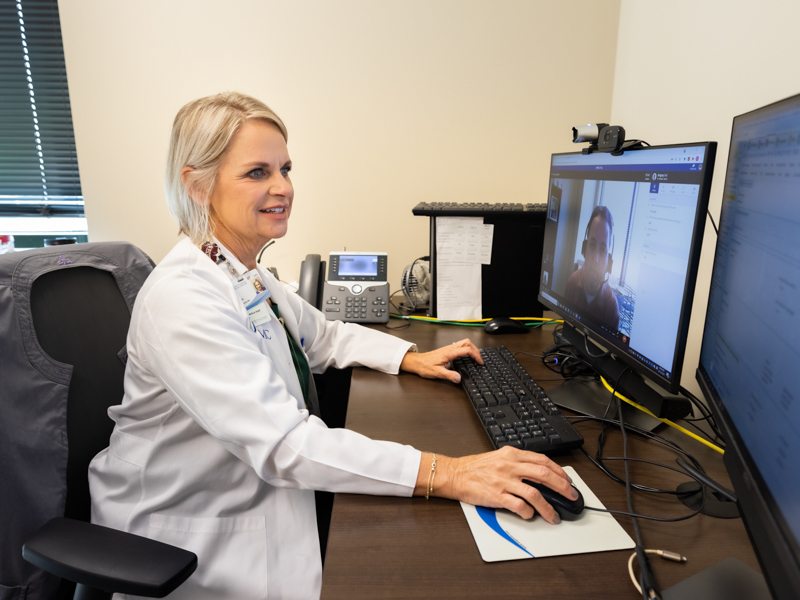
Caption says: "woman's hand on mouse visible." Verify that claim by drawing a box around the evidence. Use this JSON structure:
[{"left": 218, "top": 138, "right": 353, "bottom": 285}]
[
  {"left": 400, "top": 339, "right": 483, "bottom": 383},
  {"left": 414, "top": 447, "right": 574, "bottom": 524}
]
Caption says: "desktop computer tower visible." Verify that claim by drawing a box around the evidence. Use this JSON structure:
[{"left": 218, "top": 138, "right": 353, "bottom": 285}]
[{"left": 415, "top": 207, "right": 547, "bottom": 319}]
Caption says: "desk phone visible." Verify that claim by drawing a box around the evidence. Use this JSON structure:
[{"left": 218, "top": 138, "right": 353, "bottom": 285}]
[{"left": 298, "top": 252, "right": 390, "bottom": 324}]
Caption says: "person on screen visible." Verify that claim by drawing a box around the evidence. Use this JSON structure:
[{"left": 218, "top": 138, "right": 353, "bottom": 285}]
[{"left": 564, "top": 205, "right": 620, "bottom": 331}]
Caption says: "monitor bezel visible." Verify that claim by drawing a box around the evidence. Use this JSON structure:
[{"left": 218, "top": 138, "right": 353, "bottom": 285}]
[{"left": 537, "top": 141, "right": 717, "bottom": 394}]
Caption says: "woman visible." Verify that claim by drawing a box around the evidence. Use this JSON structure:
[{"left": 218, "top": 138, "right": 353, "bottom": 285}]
[{"left": 88, "top": 92, "right": 575, "bottom": 599}]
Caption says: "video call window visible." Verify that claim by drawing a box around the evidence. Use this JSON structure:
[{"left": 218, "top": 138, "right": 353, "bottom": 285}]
[{"left": 539, "top": 146, "right": 710, "bottom": 381}]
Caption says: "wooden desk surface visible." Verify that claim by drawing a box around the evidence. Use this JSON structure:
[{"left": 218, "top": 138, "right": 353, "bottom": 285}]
[{"left": 320, "top": 320, "right": 760, "bottom": 599}]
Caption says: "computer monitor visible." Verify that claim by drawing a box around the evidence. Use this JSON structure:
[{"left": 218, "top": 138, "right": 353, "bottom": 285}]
[
  {"left": 696, "top": 93, "right": 800, "bottom": 599},
  {"left": 537, "top": 142, "right": 716, "bottom": 424}
]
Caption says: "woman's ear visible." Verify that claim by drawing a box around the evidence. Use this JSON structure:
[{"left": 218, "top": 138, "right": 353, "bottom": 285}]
[{"left": 181, "top": 166, "right": 206, "bottom": 206}]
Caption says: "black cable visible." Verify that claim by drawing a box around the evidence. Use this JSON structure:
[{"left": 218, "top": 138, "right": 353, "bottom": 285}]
[
  {"left": 707, "top": 209, "right": 719, "bottom": 235},
  {"left": 594, "top": 382, "right": 618, "bottom": 475},
  {"left": 256, "top": 240, "right": 275, "bottom": 264},
  {"left": 680, "top": 418, "right": 725, "bottom": 448},
  {"left": 536, "top": 338, "right": 598, "bottom": 378},
  {"left": 569, "top": 414, "right": 709, "bottom": 490},
  {"left": 401, "top": 255, "right": 430, "bottom": 312},
  {"left": 583, "top": 331, "right": 610, "bottom": 358},
  {"left": 404, "top": 256, "right": 422, "bottom": 311},
  {"left": 675, "top": 457, "right": 737, "bottom": 503},
  {"left": 680, "top": 386, "right": 724, "bottom": 441},
  {"left": 389, "top": 289, "right": 412, "bottom": 316},
  {"left": 580, "top": 448, "right": 697, "bottom": 495},
  {"left": 585, "top": 413, "right": 707, "bottom": 472},
  {"left": 515, "top": 350, "right": 593, "bottom": 370},
  {"left": 583, "top": 503, "right": 703, "bottom": 523},
  {"left": 614, "top": 369, "right": 660, "bottom": 600}
]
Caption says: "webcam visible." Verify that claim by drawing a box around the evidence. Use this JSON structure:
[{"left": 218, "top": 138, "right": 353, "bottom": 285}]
[{"left": 572, "top": 123, "right": 627, "bottom": 154}]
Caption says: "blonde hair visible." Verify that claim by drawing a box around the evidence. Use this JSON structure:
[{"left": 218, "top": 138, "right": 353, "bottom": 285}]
[{"left": 165, "top": 92, "right": 288, "bottom": 245}]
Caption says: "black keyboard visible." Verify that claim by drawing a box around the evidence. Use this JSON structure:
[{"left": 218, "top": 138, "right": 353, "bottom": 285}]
[
  {"left": 412, "top": 202, "right": 548, "bottom": 217},
  {"left": 452, "top": 347, "right": 584, "bottom": 454}
]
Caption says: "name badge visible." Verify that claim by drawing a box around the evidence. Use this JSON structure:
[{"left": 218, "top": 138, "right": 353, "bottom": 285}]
[{"left": 234, "top": 269, "right": 272, "bottom": 326}]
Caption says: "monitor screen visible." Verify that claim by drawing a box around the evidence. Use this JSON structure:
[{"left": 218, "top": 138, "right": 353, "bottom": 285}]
[
  {"left": 538, "top": 143, "right": 715, "bottom": 393},
  {"left": 697, "top": 93, "right": 800, "bottom": 598},
  {"left": 337, "top": 255, "right": 379, "bottom": 277}
]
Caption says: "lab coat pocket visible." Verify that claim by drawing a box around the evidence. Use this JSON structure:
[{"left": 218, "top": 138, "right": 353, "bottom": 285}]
[{"left": 148, "top": 513, "right": 268, "bottom": 600}]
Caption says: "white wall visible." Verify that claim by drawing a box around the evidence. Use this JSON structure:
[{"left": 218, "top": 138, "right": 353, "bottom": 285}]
[
  {"left": 611, "top": 0, "right": 800, "bottom": 395},
  {"left": 58, "top": 0, "right": 620, "bottom": 288}
]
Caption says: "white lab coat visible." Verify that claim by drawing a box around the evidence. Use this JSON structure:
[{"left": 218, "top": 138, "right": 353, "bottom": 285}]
[{"left": 89, "top": 238, "right": 421, "bottom": 599}]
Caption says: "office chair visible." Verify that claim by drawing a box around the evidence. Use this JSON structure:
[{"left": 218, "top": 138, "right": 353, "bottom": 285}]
[{"left": 0, "top": 243, "right": 196, "bottom": 599}]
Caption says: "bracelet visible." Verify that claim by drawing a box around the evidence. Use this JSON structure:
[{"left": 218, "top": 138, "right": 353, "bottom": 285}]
[{"left": 426, "top": 453, "right": 437, "bottom": 500}]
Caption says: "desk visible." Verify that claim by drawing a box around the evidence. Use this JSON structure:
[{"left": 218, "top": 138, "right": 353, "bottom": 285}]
[{"left": 320, "top": 320, "right": 761, "bottom": 599}]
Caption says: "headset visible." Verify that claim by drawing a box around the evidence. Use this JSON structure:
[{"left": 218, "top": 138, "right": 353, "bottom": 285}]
[{"left": 581, "top": 205, "right": 615, "bottom": 276}]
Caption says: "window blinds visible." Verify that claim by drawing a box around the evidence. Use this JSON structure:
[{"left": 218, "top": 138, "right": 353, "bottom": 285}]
[{"left": 0, "top": 0, "right": 86, "bottom": 235}]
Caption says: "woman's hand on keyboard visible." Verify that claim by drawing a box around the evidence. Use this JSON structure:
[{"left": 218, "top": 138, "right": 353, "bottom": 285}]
[
  {"left": 400, "top": 339, "right": 483, "bottom": 383},
  {"left": 414, "top": 447, "right": 573, "bottom": 524}
]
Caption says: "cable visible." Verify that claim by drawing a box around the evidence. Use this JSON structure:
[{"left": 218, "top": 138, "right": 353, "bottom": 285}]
[
  {"left": 675, "top": 457, "right": 737, "bottom": 503},
  {"left": 583, "top": 502, "right": 703, "bottom": 523},
  {"left": 707, "top": 209, "right": 719, "bottom": 235},
  {"left": 582, "top": 331, "right": 611, "bottom": 358},
  {"left": 393, "top": 315, "right": 562, "bottom": 324},
  {"left": 598, "top": 376, "right": 724, "bottom": 455},
  {"left": 680, "top": 418, "right": 725, "bottom": 449},
  {"left": 580, "top": 454, "right": 706, "bottom": 496},
  {"left": 389, "top": 290, "right": 413, "bottom": 316},
  {"left": 680, "top": 386, "right": 725, "bottom": 442},
  {"left": 628, "top": 550, "right": 687, "bottom": 596},
  {"left": 389, "top": 315, "right": 562, "bottom": 328},
  {"left": 256, "top": 240, "right": 275, "bottom": 264},
  {"left": 614, "top": 370, "right": 663, "bottom": 600},
  {"left": 389, "top": 315, "right": 484, "bottom": 327},
  {"left": 401, "top": 256, "right": 426, "bottom": 311},
  {"left": 569, "top": 414, "right": 711, "bottom": 496}
]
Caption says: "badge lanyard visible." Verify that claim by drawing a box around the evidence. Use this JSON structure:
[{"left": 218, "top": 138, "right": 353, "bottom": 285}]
[
  {"left": 201, "top": 242, "right": 273, "bottom": 326},
  {"left": 201, "top": 242, "right": 319, "bottom": 417}
]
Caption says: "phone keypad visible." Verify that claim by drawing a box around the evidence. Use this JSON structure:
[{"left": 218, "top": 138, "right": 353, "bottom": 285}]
[{"left": 322, "top": 283, "right": 390, "bottom": 323}]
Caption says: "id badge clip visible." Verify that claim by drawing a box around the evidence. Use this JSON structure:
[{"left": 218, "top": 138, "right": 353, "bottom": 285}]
[{"left": 234, "top": 270, "right": 272, "bottom": 326}]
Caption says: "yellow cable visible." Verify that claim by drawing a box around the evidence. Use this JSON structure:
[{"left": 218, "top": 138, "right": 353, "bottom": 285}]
[
  {"left": 403, "top": 315, "right": 563, "bottom": 323},
  {"left": 599, "top": 377, "right": 724, "bottom": 455}
]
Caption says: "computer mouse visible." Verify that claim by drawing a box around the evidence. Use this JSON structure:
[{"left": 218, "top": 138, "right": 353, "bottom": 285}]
[
  {"left": 484, "top": 317, "right": 530, "bottom": 334},
  {"left": 524, "top": 480, "right": 585, "bottom": 521}
]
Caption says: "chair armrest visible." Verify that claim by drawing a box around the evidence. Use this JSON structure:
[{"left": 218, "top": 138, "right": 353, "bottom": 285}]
[{"left": 22, "top": 517, "right": 197, "bottom": 598}]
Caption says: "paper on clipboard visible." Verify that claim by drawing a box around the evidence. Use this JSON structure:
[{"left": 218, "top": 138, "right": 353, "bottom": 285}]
[
  {"left": 460, "top": 467, "right": 635, "bottom": 562},
  {"left": 435, "top": 217, "right": 494, "bottom": 320}
]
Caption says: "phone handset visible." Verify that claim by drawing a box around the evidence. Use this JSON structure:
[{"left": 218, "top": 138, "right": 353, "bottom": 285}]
[{"left": 298, "top": 254, "right": 326, "bottom": 309}]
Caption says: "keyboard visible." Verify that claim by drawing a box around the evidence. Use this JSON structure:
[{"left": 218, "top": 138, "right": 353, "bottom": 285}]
[
  {"left": 412, "top": 202, "right": 548, "bottom": 217},
  {"left": 452, "top": 347, "right": 584, "bottom": 454}
]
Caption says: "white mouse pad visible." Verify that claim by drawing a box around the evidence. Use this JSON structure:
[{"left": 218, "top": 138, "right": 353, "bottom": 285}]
[{"left": 460, "top": 466, "right": 635, "bottom": 562}]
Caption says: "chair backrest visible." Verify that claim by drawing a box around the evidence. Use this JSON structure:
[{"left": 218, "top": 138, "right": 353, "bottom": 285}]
[
  {"left": 0, "top": 242, "right": 153, "bottom": 600},
  {"left": 31, "top": 266, "right": 132, "bottom": 523}
]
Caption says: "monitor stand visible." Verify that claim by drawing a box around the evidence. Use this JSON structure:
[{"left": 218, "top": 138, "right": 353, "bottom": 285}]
[
  {"left": 662, "top": 557, "right": 771, "bottom": 600},
  {"left": 546, "top": 378, "right": 662, "bottom": 432},
  {"left": 551, "top": 324, "right": 692, "bottom": 425}
]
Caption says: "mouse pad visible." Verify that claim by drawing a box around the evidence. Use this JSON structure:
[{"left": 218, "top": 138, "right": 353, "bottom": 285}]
[{"left": 460, "top": 466, "right": 635, "bottom": 562}]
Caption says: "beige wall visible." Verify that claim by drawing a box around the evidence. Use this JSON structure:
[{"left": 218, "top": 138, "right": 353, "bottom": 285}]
[
  {"left": 611, "top": 0, "right": 800, "bottom": 395},
  {"left": 58, "top": 0, "right": 620, "bottom": 288}
]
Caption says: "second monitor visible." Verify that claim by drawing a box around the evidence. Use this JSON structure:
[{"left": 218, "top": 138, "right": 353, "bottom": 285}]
[{"left": 537, "top": 142, "right": 717, "bottom": 421}]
